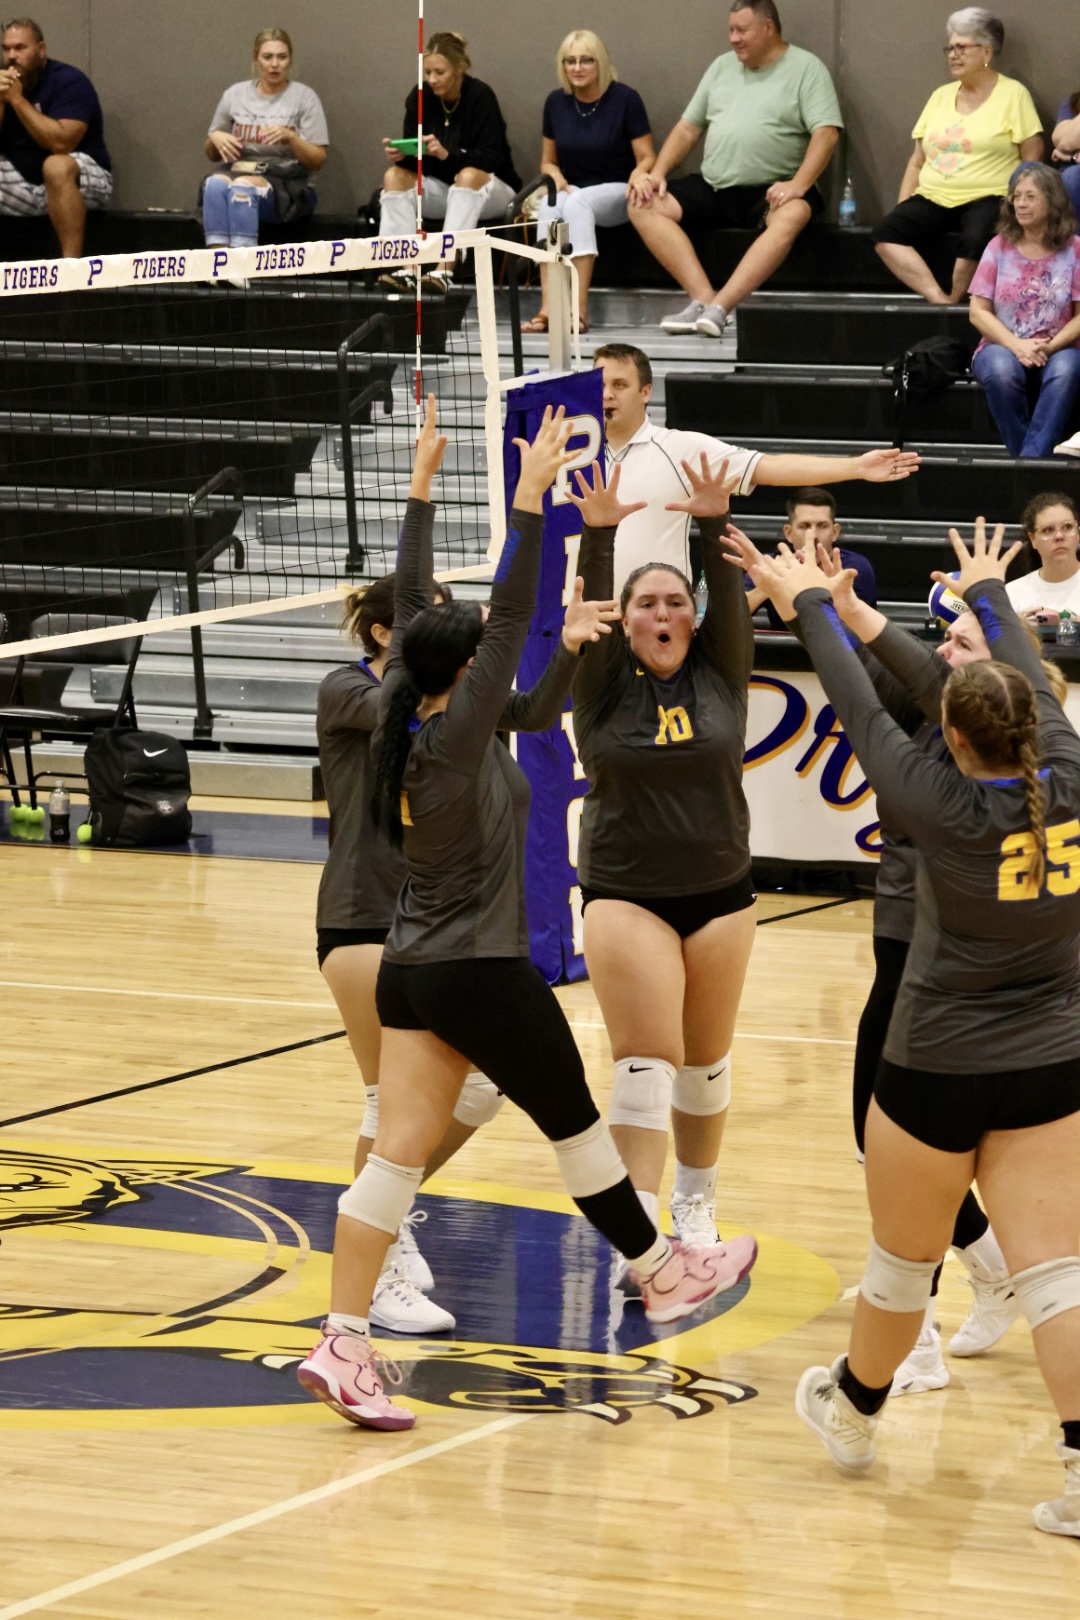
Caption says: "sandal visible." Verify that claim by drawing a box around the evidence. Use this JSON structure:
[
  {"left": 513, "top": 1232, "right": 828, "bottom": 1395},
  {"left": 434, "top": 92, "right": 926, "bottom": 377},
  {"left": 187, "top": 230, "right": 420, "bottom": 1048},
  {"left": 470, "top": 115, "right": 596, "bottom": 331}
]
[{"left": 520, "top": 313, "right": 549, "bottom": 333}]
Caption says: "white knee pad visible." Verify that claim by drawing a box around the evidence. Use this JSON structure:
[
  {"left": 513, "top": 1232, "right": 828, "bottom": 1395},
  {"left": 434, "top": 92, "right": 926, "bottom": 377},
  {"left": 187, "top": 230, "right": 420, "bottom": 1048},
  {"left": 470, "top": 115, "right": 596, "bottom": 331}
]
[
  {"left": 358, "top": 1084, "right": 379, "bottom": 1141},
  {"left": 672, "top": 1054, "right": 732, "bottom": 1116},
  {"left": 609, "top": 1057, "right": 675, "bottom": 1133},
  {"left": 553, "top": 1118, "right": 627, "bottom": 1198},
  {"left": 1012, "top": 1256, "right": 1080, "bottom": 1329},
  {"left": 452, "top": 1072, "right": 505, "bottom": 1129},
  {"left": 859, "top": 1238, "right": 940, "bottom": 1313},
  {"left": 337, "top": 1154, "right": 422, "bottom": 1234}
]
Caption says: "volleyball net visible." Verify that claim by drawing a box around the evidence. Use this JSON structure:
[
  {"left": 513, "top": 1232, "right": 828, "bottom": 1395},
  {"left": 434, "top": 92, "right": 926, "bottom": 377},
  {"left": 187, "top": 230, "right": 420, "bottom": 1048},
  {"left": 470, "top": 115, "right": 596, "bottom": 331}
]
[{"left": 0, "top": 226, "right": 577, "bottom": 670}]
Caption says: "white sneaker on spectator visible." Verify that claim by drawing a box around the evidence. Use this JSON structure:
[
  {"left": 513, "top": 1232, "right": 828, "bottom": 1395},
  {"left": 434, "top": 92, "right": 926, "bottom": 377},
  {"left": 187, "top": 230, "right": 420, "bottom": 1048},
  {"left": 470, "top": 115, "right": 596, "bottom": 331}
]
[
  {"left": 378, "top": 269, "right": 412, "bottom": 293},
  {"left": 394, "top": 1208, "right": 435, "bottom": 1293},
  {"left": 889, "top": 1323, "right": 949, "bottom": 1396},
  {"left": 695, "top": 301, "right": 729, "bottom": 337},
  {"left": 370, "top": 1268, "right": 455, "bottom": 1334},
  {"left": 948, "top": 1274, "right": 1019, "bottom": 1357},
  {"left": 421, "top": 268, "right": 453, "bottom": 293},
  {"left": 1054, "top": 430, "right": 1080, "bottom": 457},
  {"left": 660, "top": 299, "right": 709, "bottom": 333}
]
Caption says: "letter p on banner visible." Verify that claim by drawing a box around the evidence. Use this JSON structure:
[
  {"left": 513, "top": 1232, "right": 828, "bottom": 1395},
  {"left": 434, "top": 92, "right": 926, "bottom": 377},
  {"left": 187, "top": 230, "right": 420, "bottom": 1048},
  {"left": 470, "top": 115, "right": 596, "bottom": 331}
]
[{"left": 502, "top": 369, "right": 604, "bottom": 984}]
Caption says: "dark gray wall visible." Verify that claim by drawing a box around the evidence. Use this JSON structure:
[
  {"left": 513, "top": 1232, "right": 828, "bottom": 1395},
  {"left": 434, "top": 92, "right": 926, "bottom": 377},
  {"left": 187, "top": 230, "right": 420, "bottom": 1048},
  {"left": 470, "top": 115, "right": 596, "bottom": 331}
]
[{"left": 30, "top": 1, "right": 1079, "bottom": 218}]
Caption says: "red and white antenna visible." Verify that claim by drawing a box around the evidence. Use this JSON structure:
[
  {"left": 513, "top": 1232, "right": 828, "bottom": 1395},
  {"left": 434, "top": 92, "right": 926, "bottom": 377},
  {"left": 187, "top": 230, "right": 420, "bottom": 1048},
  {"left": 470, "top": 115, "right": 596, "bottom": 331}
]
[{"left": 414, "top": 0, "right": 425, "bottom": 436}]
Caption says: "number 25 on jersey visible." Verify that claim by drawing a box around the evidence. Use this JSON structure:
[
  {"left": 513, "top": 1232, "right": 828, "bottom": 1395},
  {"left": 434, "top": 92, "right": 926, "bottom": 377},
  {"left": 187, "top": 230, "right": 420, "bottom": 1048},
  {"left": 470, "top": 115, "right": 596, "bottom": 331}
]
[{"left": 998, "top": 819, "right": 1080, "bottom": 900}]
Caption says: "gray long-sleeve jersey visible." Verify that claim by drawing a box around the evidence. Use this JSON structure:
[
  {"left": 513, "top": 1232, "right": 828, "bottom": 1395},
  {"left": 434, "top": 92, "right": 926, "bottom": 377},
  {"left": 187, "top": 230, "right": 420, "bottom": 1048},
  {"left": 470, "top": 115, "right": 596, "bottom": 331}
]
[
  {"left": 380, "top": 498, "right": 565, "bottom": 964},
  {"left": 796, "top": 580, "right": 1080, "bottom": 1073},
  {"left": 572, "top": 517, "right": 753, "bottom": 897}
]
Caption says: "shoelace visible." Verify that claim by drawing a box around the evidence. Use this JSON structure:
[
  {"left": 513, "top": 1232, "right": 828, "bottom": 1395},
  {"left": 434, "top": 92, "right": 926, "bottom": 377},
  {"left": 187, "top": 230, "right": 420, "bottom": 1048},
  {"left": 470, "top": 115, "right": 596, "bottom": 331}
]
[
  {"left": 821, "top": 1385, "right": 871, "bottom": 1443},
  {"left": 398, "top": 1208, "right": 429, "bottom": 1252}
]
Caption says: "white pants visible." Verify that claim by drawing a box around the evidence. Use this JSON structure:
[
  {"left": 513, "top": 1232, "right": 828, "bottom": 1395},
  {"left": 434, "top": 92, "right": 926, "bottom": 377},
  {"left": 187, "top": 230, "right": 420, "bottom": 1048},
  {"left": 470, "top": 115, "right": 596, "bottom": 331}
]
[
  {"left": 0, "top": 151, "right": 113, "bottom": 216},
  {"left": 379, "top": 173, "right": 516, "bottom": 237},
  {"left": 537, "top": 181, "right": 629, "bottom": 259}
]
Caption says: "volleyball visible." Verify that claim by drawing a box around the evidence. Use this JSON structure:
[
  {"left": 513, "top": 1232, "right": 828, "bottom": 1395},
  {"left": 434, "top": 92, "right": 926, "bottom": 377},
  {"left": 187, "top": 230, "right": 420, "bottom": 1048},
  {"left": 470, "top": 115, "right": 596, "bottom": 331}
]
[{"left": 928, "top": 573, "right": 965, "bottom": 626}]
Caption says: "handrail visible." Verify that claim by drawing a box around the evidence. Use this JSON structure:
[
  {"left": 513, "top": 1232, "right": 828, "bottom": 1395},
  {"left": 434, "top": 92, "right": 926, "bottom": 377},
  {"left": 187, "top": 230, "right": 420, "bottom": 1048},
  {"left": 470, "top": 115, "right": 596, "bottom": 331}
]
[
  {"left": 337, "top": 315, "right": 395, "bottom": 573},
  {"left": 183, "top": 465, "right": 244, "bottom": 739}
]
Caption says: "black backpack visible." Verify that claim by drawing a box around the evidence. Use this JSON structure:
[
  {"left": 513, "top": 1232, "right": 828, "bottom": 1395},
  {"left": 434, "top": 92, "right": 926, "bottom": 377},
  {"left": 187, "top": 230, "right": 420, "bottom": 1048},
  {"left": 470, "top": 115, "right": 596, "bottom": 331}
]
[
  {"left": 83, "top": 728, "right": 192, "bottom": 847},
  {"left": 883, "top": 336, "right": 971, "bottom": 448}
]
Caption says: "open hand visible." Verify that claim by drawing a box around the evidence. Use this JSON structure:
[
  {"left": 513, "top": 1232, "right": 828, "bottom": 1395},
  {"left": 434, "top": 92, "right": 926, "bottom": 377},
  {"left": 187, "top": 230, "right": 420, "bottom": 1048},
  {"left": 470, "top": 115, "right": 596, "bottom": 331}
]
[
  {"left": 564, "top": 460, "right": 647, "bottom": 528},
  {"left": 666, "top": 454, "right": 743, "bottom": 519},
  {"left": 857, "top": 447, "right": 922, "bottom": 482},
  {"left": 723, "top": 524, "right": 841, "bottom": 620},
  {"left": 513, "top": 406, "right": 575, "bottom": 508},
  {"left": 258, "top": 124, "right": 295, "bottom": 148},
  {"left": 561, "top": 576, "right": 620, "bottom": 652},
  {"left": 932, "top": 516, "right": 1022, "bottom": 597},
  {"left": 410, "top": 392, "right": 449, "bottom": 498},
  {"left": 209, "top": 129, "right": 242, "bottom": 163}
]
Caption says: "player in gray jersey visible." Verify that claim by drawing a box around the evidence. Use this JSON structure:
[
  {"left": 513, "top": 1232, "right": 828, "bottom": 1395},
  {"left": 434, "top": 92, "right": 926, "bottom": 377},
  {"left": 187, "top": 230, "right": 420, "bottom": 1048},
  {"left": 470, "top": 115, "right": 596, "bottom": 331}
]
[
  {"left": 564, "top": 453, "right": 757, "bottom": 1279},
  {"left": 733, "top": 520, "right": 1080, "bottom": 1538},
  {"left": 297, "top": 402, "right": 756, "bottom": 1431}
]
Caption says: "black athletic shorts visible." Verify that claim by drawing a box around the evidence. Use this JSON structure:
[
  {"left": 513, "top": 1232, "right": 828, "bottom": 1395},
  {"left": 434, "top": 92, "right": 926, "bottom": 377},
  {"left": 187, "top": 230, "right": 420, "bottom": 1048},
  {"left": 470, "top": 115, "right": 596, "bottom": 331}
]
[
  {"left": 666, "top": 172, "right": 824, "bottom": 233},
  {"left": 871, "top": 193, "right": 1002, "bottom": 263},
  {"left": 317, "top": 925, "right": 389, "bottom": 968},
  {"left": 579, "top": 872, "right": 757, "bottom": 939},
  {"left": 875, "top": 1055, "right": 1080, "bottom": 1154}
]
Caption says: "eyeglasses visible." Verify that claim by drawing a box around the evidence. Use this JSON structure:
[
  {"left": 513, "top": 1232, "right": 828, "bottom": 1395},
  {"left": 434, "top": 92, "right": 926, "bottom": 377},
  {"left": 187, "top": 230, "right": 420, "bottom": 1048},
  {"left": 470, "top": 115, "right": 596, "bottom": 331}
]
[
  {"left": 943, "top": 43, "right": 981, "bottom": 55},
  {"left": 562, "top": 56, "right": 596, "bottom": 67},
  {"left": 1035, "top": 523, "right": 1079, "bottom": 538}
]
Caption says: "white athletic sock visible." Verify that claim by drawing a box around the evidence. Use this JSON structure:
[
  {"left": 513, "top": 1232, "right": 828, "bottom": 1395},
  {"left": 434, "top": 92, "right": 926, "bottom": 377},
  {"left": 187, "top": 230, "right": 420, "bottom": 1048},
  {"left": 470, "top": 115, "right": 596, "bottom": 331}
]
[
  {"left": 918, "top": 1298, "right": 937, "bottom": 1339},
  {"left": 955, "top": 1226, "right": 1008, "bottom": 1283},
  {"left": 673, "top": 1161, "right": 718, "bottom": 1201},
  {"left": 626, "top": 1234, "right": 671, "bottom": 1276},
  {"left": 635, "top": 1188, "right": 660, "bottom": 1225},
  {"left": 326, "top": 1311, "right": 370, "bottom": 1340}
]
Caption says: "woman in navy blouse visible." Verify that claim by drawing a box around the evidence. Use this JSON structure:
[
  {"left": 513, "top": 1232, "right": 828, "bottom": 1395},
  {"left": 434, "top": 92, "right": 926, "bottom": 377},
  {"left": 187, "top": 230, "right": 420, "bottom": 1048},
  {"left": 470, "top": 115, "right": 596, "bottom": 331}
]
[{"left": 523, "top": 29, "right": 654, "bottom": 333}]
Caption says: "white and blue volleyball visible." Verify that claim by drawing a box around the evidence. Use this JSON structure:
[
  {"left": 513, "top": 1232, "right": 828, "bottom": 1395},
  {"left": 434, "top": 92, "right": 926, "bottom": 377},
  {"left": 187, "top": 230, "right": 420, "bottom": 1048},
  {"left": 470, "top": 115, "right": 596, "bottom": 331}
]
[{"left": 929, "top": 573, "right": 965, "bottom": 626}]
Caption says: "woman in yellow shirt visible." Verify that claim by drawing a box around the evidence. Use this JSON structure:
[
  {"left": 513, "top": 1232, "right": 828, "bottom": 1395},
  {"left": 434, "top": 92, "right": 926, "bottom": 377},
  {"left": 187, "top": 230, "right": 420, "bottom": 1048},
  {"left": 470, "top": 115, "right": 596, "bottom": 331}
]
[{"left": 872, "top": 9, "right": 1042, "bottom": 304}]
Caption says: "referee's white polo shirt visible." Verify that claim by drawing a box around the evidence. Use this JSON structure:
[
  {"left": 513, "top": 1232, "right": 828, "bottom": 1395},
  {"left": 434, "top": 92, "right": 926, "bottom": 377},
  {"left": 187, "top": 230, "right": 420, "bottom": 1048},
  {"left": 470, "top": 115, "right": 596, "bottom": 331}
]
[{"left": 603, "top": 418, "right": 761, "bottom": 588}]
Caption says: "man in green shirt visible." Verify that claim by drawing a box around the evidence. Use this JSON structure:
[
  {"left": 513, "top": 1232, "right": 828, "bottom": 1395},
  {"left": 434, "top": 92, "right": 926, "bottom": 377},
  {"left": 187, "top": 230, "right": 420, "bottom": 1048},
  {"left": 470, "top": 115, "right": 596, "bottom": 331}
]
[{"left": 627, "top": 0, "right": 842, "bottom": 337}]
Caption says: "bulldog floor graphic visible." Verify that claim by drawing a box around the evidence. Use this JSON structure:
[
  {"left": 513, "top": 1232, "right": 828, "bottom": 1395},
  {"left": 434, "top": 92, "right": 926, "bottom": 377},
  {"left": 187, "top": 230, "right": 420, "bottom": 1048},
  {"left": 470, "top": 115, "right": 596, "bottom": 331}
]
[{"left": 0, "top": 1145, "right": 840, "bottom": 1428}]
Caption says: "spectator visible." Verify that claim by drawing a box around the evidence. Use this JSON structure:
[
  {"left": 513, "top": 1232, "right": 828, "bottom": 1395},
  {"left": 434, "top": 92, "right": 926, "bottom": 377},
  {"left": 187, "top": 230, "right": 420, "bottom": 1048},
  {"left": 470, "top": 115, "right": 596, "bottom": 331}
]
[
  {"left": 872, "top": 9, "right": 1042, "bottom": 305},
  {"left": 1051, "top": 84, "right": 1080, "bottom": 216},
  {"left": 747, "top": 488, "right": 878, "bottom": 628},
  {"left": 202, "top": 28, "right": 328, "bottom": 250},
  {"left": 521, "top": 29, "right": 654, "bottom": 335},
  {"left": 969, "top": 164, "right": 1080, "bottom": 458},
  {"left": 626, "top": 0, "right": 842, "bottom": 339},
  {"left": 378, "top": 31, "right": 520, "bottom": 293},
  {"left": 1005, "top": 491, "right": 1080, "bottom": 620},
  {"left": 0, "top": 16, "right": 111, "bottom": 258}
]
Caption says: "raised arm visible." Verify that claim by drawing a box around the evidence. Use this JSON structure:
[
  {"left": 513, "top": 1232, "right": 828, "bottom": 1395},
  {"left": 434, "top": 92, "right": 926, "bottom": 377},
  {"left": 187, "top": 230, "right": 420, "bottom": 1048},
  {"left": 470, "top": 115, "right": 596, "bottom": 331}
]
[
  {"left": 499, "top": 576, "right": 620, "bottom": 731},
  {"left": 667, "top": 454, "right": 752, "bottom": 687},
  {"left": 564, "top": 461, "right": 647, "bottom": 708},
  {"left": 380, "top": 397, "right": 447, "bottom": 713}
]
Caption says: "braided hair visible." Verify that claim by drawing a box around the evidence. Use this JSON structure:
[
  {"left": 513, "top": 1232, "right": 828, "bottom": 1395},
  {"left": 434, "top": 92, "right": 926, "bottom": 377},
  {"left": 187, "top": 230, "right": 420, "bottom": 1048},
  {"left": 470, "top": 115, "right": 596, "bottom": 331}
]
[
  {"left": 371, "top": 601, "right": 484, "bottom": 846},
  {"left": 943, "top": 660, "right": 1045, "bottom": 890}
]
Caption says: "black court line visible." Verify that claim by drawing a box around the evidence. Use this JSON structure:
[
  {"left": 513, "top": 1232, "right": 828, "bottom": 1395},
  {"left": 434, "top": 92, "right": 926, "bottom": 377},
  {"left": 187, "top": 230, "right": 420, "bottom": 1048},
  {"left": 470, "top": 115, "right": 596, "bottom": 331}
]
[
  {"left": 0, "top": 1029, "right": 346, "bottom": 1129},
  {"left": 757, "top": 894, "right": 869, "bottom": 927}
]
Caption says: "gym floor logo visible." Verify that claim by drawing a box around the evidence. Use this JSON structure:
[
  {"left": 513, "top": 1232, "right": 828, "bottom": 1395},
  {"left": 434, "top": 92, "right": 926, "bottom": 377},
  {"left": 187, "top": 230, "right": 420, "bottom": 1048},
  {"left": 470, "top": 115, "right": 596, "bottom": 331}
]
[{"left": 0, "top": 1148, "right": 758, "bottom": 1426}]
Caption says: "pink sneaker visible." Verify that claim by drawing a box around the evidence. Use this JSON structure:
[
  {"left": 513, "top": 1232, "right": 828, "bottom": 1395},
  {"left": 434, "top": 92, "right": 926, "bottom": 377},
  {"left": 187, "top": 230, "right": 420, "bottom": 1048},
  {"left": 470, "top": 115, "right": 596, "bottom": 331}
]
[
  {"left": 296, "top": 1329, "right": 415, "bottom": 1430},
  {"left": 632, "top": 1235, "right": 757, "bottom": 1324}
]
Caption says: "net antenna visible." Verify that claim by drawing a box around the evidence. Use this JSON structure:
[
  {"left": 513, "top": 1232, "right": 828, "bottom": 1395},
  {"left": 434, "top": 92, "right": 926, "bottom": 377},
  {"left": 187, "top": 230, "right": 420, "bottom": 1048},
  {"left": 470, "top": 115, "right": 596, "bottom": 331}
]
[{"left": 414, "top": 0, "right": 425, "bottom": 437}]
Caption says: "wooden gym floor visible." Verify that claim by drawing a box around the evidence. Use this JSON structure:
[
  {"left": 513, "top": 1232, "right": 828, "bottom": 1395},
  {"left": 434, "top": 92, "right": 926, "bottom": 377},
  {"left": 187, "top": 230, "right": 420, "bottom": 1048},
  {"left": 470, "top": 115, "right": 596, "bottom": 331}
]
[{"left": 0, "top": 800, "right": 1077, "bottom": 1619}]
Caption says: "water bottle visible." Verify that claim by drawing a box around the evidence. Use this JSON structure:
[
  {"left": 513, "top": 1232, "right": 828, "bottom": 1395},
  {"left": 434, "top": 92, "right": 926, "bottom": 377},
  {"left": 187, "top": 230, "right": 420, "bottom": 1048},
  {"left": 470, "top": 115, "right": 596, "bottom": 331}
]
[
  {"left": 48, "top": 780, "right": 71, "bottom": 843},
  {"left": 694, "top": 570, "right": 708, "bottom": 625},
  {"left": 838, "top": 174, "right": 857, "bottom": 231},
  {"left": 1057, "top": 611, "right": 1078, "bottom": 648}
]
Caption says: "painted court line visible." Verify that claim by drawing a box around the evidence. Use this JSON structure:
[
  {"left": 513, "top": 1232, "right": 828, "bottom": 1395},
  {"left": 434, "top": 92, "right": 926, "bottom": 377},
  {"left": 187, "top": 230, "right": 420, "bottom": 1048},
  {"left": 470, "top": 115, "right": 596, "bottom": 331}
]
[
  {"left": 0, "top": 978, "right": 333, "bottom": 1011},
  {"left": 0, "top": 1413, "right": 531, "bottom": 1620}
]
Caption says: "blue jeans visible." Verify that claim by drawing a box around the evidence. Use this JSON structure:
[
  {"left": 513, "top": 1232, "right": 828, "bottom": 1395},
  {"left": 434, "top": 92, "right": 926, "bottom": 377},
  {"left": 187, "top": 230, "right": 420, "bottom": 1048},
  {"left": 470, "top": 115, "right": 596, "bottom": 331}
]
[
  {"left": 1060, "top": 162, "right": 1080, "bottom": 216},
  {"left": 201, "top": 174, "right": 283, "bottom": 247},
  {"left": 972, "top": 341, "right": 1080, "bottom": 457}
]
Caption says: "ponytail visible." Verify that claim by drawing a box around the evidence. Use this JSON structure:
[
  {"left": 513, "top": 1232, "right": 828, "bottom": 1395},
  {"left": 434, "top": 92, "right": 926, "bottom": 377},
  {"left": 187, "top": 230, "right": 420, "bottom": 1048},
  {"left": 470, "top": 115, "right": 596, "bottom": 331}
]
[
  {"left": 944, "top": 661, "right": 1045, "bottom": 891},
  {"left": 372, "top": 677, "right": 422, "bottom": 847}
]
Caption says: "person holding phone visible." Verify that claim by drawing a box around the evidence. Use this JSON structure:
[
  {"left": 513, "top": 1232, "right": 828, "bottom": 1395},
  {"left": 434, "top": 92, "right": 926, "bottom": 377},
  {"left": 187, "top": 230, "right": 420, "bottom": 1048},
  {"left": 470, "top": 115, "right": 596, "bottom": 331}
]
[{"left": 377, "top": 31, "right": 520, "bottom": 292}]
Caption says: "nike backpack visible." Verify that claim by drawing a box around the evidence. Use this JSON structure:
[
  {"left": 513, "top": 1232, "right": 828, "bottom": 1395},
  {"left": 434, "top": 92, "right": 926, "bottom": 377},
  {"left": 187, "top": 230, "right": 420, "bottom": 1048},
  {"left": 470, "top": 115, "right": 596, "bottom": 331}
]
[{"left": 83, "top": 728, "right": 193, "bottom": 847}]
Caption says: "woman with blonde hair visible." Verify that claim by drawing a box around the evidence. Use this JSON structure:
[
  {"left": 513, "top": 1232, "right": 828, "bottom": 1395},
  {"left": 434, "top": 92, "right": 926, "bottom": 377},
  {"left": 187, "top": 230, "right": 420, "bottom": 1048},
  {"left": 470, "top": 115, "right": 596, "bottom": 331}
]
[
  {"left": 201, "top": 27, "right": 328, "bottom": 248},
  {"left": 522, "top": 29, "right": 654, "bottom": 333}
]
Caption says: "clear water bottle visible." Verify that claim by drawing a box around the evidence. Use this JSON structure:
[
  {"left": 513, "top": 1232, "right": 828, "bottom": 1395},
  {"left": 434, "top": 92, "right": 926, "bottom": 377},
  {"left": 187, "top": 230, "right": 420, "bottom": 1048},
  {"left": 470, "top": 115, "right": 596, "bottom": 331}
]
[
  {"left": 48, "top": 780, "right": 71, "bottom": 842},
  {"left": 1057, "top": 610, "right": 1078, "bottom": 648},
  {"left": 838, "top": 174, "right": 857, "bottom": 230},
  {"left": 694, "top": 570, "right": 708, "bottom": 625}
]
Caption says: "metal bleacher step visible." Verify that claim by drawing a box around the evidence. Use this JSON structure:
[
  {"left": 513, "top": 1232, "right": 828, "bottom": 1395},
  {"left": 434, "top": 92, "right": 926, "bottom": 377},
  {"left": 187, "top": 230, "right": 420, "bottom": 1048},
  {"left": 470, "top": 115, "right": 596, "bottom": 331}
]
[
  {"left": 91, "top": 654, "right": 344, "bottom": 714},
  {"left": 735, "top": 292, "right": 977, "bottom": 367}
]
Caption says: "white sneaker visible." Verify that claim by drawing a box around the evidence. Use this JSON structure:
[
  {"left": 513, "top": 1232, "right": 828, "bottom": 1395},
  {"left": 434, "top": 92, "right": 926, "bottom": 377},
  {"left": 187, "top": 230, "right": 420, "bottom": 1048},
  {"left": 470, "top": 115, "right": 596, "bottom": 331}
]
[
  {"left": 660, "top": 299, "right": 709, "bottom": 334},
  {"left": 377, "top": 270, "right": 412, "bottom": 293},
  {"left": 421, "top": 268, "right": 453, "bottom": 293},
  {"left": 396, "top": 1209, "right": 435, "bottom": 1293},
  {"left": 671, "top": 1191, "right": 720, "bottom": 1246},
  {"left": 1033, "top": 1442, "right": 1080, "bottom": 1538},
  {"left": 796, "top": 1356, "right": 878, "bottom": 1474},
  {"left": 889, "top": 1324, "right": 949, "bottom": 1397},
  {"left": 369, "top": 1268, "right": 455, "bottom": 1334},
  {"left": 694, "top": 301, "right": 729, "bottom": 338},
  {"left": 948, "top": 1274, "right": 1019, "bottom": 1357},
  {"left": 1053, "top": 431, "right": 1080, "bottom": 458}
]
